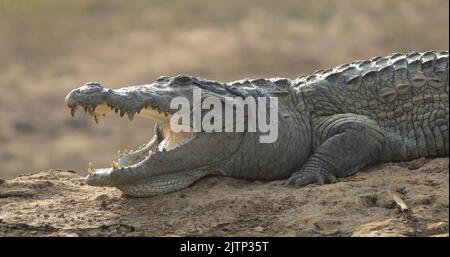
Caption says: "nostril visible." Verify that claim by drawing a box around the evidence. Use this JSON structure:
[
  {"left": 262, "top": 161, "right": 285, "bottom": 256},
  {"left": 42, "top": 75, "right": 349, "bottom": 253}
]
[
  {"left": 82, "top": 82, "right": 105, "bottom": 93},
  {"left": 85, "top": 82, "right": 101, "bottom": 86}
]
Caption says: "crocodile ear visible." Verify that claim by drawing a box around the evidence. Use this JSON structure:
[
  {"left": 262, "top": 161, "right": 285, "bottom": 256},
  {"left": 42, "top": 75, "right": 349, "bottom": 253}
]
[{"left": 174, "top": 75, "right": 192, "bottom": 85}]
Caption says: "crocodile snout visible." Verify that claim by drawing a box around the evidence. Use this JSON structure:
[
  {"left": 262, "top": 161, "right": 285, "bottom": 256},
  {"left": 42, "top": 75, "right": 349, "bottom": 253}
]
[{"left": 65, "top": 82, "right": 108, "bottom": 107}]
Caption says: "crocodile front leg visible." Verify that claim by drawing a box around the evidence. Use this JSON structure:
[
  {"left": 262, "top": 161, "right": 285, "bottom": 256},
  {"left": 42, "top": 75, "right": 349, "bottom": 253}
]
[{"left": 288, "top": 114, "right": 385, "bottom": 185}]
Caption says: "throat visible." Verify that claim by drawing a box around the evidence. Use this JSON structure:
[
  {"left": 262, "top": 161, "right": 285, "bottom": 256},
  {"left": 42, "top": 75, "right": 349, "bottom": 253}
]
[{"left": 158, "top": 123, "right": 194, "bottom": 151}]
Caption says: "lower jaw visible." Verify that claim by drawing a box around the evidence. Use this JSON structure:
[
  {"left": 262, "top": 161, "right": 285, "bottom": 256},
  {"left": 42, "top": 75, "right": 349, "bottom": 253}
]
[{"left": 115, "top": 169, "right": 216, "bottom": 197}]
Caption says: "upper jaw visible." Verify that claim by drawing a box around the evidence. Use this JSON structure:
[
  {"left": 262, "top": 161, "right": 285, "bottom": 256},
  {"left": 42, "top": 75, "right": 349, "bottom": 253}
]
[{"left": 65, "top": 82, "right": 175, "bottom": 123}]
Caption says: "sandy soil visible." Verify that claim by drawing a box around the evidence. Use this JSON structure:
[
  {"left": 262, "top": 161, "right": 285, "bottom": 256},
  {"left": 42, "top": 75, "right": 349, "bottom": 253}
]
[{"left": 0, "top": 158, "right": 448, "bottom": 237}]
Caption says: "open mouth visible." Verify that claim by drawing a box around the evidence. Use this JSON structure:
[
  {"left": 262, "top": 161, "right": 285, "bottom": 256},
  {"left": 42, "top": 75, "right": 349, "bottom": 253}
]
[
  {"left": 66, "top": 101, "right": 194, "bottom": 175},
  {"left": 64, "top": 80, "right": 233, "bottom": 196}
]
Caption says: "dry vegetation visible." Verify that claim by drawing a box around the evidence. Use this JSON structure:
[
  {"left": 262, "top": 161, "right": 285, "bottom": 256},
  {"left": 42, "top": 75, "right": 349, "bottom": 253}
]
[{"left": 0, "top": 0, "right": 448, "bottom": 178}]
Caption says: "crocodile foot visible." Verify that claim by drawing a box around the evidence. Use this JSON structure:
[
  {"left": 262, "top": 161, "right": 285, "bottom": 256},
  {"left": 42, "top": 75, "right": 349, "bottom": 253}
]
[{"left": 287, "top": 165, "right": 337, "bottom": 186}]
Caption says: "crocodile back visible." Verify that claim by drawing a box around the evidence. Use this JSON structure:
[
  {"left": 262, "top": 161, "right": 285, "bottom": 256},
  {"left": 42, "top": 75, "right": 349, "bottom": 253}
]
[{"left": 295, "top": 50, "right": 449, "bottom": 161}]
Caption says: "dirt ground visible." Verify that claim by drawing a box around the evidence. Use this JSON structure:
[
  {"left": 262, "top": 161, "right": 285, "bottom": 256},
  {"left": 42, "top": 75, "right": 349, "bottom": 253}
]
[{"left": 0, "top": 158, "right": 448, "bottom": 237}]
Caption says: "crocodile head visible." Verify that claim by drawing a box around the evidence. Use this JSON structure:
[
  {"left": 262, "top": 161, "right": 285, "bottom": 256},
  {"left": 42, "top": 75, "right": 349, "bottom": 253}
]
[{"left": 65, "top": 75, "right": 309, "bottom": 196}]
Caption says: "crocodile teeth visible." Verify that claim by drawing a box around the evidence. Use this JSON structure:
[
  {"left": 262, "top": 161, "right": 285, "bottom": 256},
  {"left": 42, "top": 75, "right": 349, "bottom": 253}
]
[
  {"left": 120, "top": 110, "right": 125, "bottom": 117},
  {"left": 114, "top": 108, "right": 119, "bottom": 113},
  {"left": 88, "top": 162, "right": 94, "bottom": 175},
  {"left": 94, "top": 115, "right": 99, "bottom": 124},
  {"left": 70, "top": 106, "right": 77, "bottom": 117},
  {"left": 128, "top": 113, "right": 134, "bottom": 121},
  {"left": 111, "top": 161, "right": 119, "bottom": 170}
]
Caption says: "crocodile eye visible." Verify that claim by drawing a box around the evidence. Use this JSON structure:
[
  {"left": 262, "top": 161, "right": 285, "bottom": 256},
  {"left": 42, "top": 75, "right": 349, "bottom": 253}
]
[{"left": 174, "top": 75, "right": 192, "bottom": 85}]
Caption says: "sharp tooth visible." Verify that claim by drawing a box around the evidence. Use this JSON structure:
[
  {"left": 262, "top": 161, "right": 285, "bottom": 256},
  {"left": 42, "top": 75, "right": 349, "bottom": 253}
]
[
  {"left": 88, "top": 162, "right": 94, "bottom": 175},
  {"left": 114, "top": 108, "right": 119, "bottom": 113},
  {"left": 128, "top": 113, "right": 134, "bottom": 121},
  {"left": 111, "top": 161, "right": 119, "bottom": 170},
  {"left": 137, "top": 109, "right": 141, "bottom": 114},
  {"left": 70, "top": 106, "right": 78, "bottom": 117},
  {"left": 120, "top": 110, "right": 125, "bottom": 117}
]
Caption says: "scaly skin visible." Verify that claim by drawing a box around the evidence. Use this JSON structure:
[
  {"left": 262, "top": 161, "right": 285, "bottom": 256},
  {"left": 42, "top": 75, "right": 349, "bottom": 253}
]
[{"left": 65, "top": 50, "right": 448, "bottom": 197}]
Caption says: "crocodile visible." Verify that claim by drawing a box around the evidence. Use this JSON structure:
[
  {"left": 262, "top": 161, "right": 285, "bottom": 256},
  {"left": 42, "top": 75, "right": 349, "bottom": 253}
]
[{"left": 65, "top": 50, "right": 449, "bottom": 197}]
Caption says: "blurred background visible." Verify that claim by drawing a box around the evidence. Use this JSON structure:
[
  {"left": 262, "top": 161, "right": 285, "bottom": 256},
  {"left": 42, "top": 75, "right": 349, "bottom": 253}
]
[{"left": 0, "top": 0, "right": 448, "bottom": 178}]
